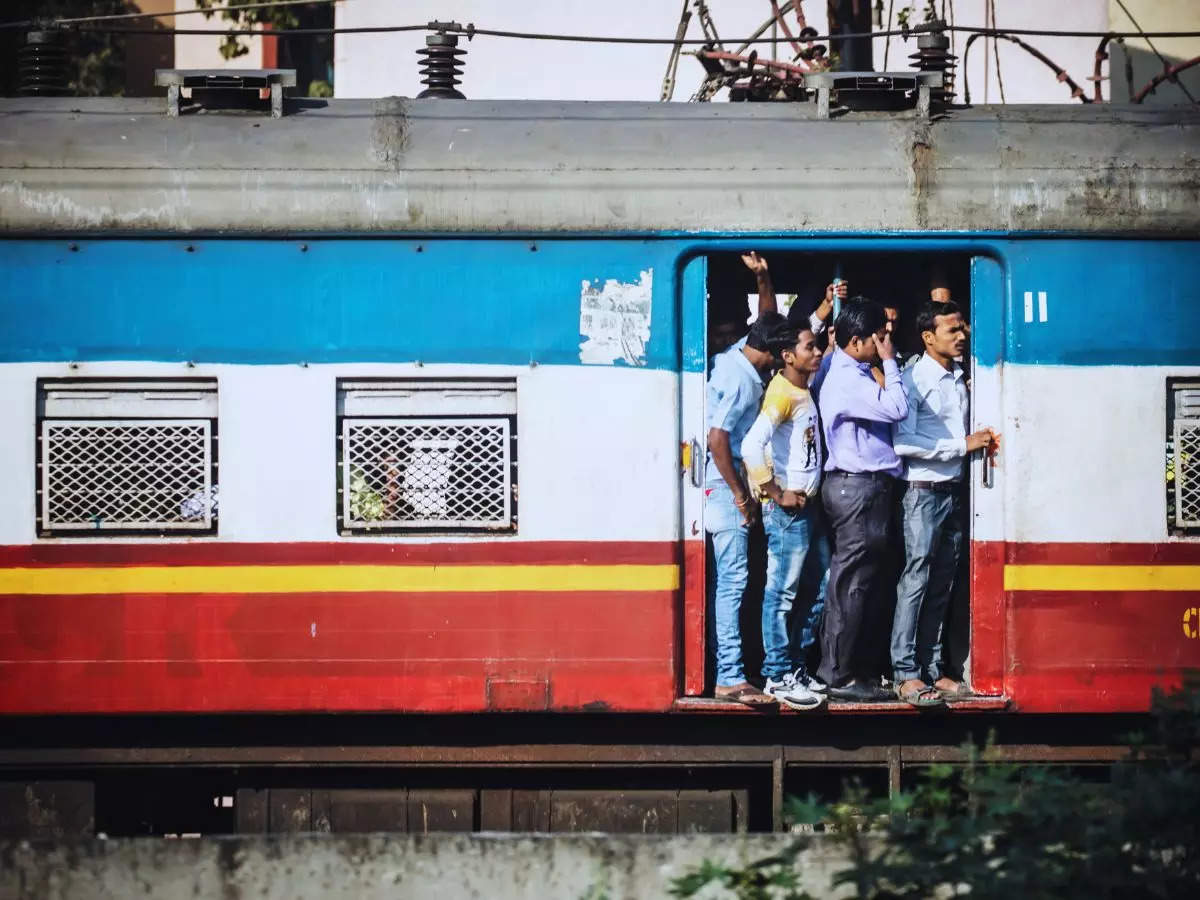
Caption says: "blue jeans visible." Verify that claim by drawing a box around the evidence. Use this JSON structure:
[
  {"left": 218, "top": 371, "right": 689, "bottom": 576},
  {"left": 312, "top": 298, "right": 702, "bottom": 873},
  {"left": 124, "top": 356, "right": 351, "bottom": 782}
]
[
  {"left": 891, "top": 485, "right": 963, "bottom": 683},
  {"left": 761, "top": 501, "right": 821, "bottom": 680},
  {"left": 705, "top": 480, "right": 748, "bottom": 687},
  {"left": 796, "top": 512, "right": 830, "bottom": 658}
]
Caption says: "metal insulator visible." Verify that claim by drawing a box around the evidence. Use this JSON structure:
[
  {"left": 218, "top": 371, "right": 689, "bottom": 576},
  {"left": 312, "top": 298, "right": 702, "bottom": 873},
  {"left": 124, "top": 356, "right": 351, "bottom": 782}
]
[
  {"left": 417, "top": 31, "right": 466, "bottom": 99},
  {"left": 18, "top": 30, "right": 70, "bottom": 97},
  {"left": 908, "top": 21, "right": 957, "bottom": 103}
]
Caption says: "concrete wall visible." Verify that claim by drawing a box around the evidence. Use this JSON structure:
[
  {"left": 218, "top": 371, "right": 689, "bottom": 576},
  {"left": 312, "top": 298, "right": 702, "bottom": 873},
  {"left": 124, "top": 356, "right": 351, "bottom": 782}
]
[{"left": 0, "top": 834, "right": 855, "bottom": 899}]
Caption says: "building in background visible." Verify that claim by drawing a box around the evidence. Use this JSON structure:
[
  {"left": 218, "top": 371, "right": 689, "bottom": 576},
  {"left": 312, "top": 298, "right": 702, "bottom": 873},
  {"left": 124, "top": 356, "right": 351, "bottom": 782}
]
[
  {"left": 333, "top": 0, "right": 1199, "bottom": 104},
  {"left": 3, "top": 1, "right": 1195, "bottom": 103}
]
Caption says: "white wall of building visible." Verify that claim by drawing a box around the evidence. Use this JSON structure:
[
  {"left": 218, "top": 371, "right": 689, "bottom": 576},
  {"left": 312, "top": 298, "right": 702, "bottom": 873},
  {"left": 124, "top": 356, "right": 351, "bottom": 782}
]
[
  {"left": 1108, "top": 0, "right": 1200, "bottom": 103},
  {"left": 172, "top": 0, "right": 263, "bottom": 71},
  {"left": 331, "top": 0, "right": 1155, "bottom": 103},
  {"left": 875, "top": 0, "right": 1107, "bottom": 104},
  {"left": 169, "top": 2, "right": 1197, "bottom": 104}
]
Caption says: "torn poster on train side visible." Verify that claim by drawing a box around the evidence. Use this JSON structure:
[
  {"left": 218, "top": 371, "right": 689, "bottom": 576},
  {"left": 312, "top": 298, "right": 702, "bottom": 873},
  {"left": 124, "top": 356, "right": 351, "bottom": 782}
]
[{"left": 578, "top": 268, "right": 652, "bottom": 367}]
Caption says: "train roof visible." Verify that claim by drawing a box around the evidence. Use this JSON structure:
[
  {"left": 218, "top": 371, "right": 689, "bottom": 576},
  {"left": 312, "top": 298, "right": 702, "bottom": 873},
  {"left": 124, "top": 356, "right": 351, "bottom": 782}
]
[{"left": 1, "top": 97, "right": 1198, "bottom": 236}]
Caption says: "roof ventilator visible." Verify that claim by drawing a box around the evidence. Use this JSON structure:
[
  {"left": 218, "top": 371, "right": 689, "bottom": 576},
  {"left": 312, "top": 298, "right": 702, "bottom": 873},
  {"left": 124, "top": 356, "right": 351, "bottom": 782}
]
[
  {"left": 805, "top": 20, "right": 952, "bottom": 118},
  {"left": 805, "top": 70, "right": 944, "bottom": 118},
  {"left": 153, "top": 69, "right": 297, "bottom": 118}
]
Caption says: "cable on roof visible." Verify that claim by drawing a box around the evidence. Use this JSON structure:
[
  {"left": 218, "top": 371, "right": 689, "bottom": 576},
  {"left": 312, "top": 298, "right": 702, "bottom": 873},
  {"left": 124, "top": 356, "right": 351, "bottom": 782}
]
[
  {"left": 962, "top": 32, "right": 1091, "bottom": 105},
  {"left": 3, "top": 17, "right": 1200, "bottom": 43}
]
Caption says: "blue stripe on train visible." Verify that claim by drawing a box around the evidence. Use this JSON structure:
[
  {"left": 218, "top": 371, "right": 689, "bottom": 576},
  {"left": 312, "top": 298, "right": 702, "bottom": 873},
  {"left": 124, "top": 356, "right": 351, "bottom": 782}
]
[
  {"left": 1, "top": 238, "right": 1197, "bottom": 371},
  {"left": 0, "top": 239, "right": 683, "bottom": 370}
]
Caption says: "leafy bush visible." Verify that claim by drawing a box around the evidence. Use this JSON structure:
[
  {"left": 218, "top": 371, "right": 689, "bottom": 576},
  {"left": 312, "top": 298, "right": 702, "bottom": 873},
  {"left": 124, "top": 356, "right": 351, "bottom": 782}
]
[{"left": 671, "top": 687, "right": 1200, "bottom": 900}]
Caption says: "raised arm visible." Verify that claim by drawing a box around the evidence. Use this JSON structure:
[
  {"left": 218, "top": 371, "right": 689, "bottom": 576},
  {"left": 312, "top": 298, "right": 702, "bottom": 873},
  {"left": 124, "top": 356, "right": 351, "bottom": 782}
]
[
  {"left": 741, "top": 251, "right": 776, "bottom": 318},
  {"left": 809, "top": 279, "right": 846, "bottom": 335},
  {"left": 844, "top": 333, "right": 908, "bottom": 423}
]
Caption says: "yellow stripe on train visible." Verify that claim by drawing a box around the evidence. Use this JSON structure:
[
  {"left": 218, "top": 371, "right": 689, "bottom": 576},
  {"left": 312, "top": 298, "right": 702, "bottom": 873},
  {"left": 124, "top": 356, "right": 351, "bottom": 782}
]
[
  {"left": 0, "top": 564, "right": 680, "bottom": 595},
  {"left": 1005, "top": 565, "right": 1200, "bottom": 592}
]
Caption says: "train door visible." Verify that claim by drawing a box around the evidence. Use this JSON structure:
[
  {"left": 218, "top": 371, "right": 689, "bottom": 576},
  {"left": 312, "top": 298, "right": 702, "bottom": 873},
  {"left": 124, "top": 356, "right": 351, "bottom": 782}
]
[
  {"left": 680, "top": 255, "right": 708, "bottom": 696},
  {"left": 680, "top": 248, "right": 1002, "bottom": 703},
  {"left": 967, "top": 254, "right": 1006, "bottom": 697}
]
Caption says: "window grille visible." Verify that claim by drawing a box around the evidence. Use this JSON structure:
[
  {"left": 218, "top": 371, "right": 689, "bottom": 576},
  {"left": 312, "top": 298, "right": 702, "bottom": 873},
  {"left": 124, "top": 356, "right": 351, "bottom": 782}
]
[
  {"left": 337, "top": 380, "right": 517, "bottom": 533},
  {"left": 37, "top": 379, "right": 218, "bottom": 535},
  {"left": 1170, "top": 381, "right": 1200, "bottom": 532}
]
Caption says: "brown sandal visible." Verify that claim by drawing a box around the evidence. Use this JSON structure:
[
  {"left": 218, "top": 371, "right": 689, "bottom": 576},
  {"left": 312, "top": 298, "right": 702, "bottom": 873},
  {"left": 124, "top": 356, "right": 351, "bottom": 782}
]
[
  {"left": 896, "top": 680, "right": 945, "bottom": 708},
  {"left": 934, "top": 680, "right": 974, "bottom": 701},
  {"left": 715, "top": 682, "right": 778, "bottom": 708}
]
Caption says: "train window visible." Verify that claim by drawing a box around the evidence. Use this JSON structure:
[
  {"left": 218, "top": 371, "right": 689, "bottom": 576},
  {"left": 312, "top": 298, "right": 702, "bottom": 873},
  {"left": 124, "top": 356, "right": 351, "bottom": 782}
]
[
  {"left": 336, "top": 379, "right": 518, "bottom": 534},
  {"left": 35, "top": 378, "right": 218, "bottom": 536},
  {"left": 1168, "top": 379, "right": 1200, "bottom": 535}
]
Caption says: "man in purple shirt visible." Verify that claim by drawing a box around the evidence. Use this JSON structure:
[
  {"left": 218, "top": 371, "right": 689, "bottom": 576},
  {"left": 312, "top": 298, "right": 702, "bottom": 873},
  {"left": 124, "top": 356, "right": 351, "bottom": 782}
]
[{"left": 816, "top": 298, "right": 909, "bottom": 702}]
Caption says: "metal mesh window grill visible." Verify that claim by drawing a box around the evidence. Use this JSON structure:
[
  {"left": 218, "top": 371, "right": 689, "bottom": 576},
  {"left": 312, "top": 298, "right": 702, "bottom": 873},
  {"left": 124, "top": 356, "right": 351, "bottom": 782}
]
[
  {"left": 40, "top": 419, "right": 214, "bottom": 532},
  {"left": 1174, "top": 419, "right": 1200, "bottom": 529},
  {"left": 341, "top": 417, "right": 513, "bottom": 531}
]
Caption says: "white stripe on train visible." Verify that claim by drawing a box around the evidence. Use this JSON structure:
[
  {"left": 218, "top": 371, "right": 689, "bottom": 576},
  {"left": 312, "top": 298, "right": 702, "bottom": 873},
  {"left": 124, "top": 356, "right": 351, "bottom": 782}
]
[{"left": 0, "top": 362, "right": 680, "bottom": 545}]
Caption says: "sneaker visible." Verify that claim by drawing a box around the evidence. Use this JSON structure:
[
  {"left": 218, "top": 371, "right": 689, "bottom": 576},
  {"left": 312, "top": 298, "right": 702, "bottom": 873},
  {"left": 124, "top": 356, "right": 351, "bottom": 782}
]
[
  {"left": 793, "top": 665, "right": 827, "bottom": 694},
  {"left": 764, "top": 672, "right": 824, "bottom": 711}
]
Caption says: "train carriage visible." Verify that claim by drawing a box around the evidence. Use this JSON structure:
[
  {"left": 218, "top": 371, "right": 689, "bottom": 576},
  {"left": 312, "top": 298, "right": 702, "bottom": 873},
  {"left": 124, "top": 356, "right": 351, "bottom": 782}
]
[{"left": 0, "top": 93, "right": 1198, "bottom": 835}]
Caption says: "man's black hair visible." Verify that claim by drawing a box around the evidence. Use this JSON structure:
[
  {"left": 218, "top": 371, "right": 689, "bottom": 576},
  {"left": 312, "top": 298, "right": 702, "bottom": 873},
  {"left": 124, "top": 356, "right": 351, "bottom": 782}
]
[
  {"left": 833, "top": 297, "right": 886, "bottom": 349},
  {"left": 745, "top": 310, "right": 788, "bottom": 352},
  {"left": 767, "top": 326, "right": 805, "bottom": 362},
  {"left": 785, "top": 299, "right": 811, "bottom": 329},
  {"left": 914, "top": 300, "right": 962, "bottom": 341}
]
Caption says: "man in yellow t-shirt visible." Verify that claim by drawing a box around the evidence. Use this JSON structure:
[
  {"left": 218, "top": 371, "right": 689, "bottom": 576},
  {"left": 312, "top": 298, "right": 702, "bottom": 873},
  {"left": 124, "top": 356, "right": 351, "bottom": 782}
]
[{"left": 741, "top": 327, "right": 829, "bottom": 710}]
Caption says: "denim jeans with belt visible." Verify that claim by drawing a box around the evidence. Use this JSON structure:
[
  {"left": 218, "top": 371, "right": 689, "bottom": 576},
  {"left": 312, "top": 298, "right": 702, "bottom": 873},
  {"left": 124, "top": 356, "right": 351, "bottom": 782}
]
[
  {"left": 704, "top": 480, "right": 748, "bottom": 687},
  {"left": 891, "top": 484, "right": 963, "bottom": 683},
  {"left": 761, "top": 500, "right": 826, "bottom": 681}
]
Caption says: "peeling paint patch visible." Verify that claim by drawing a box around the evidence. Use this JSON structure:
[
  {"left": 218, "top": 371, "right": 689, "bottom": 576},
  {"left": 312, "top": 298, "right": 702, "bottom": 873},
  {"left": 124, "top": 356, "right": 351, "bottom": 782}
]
[
  {"left": 0, "top": 181, "right": 180, "bottom": 229},
  {"left": 578, "top": 269, "right": 652, "bottom": 367}
]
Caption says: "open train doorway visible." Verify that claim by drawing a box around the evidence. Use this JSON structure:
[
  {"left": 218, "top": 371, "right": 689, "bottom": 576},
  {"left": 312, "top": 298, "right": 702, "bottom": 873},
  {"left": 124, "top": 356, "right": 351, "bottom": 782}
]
[{"left": 681, "top": 248, "right": 997, "bottom": 710}]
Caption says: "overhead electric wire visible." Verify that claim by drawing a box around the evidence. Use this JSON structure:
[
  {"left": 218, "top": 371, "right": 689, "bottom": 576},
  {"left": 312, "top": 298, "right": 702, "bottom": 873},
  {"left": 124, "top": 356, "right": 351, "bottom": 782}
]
[{"left": 2, "top": 14, "right": 1200, "bottom": 43}]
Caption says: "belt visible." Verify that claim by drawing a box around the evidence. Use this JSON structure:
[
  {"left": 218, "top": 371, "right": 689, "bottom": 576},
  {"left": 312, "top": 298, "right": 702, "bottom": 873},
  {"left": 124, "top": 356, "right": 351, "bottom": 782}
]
[
  {"left": 828, "top": 469, "right": 895, "bottom": 481},
  {"left": 906, "top": 479, "right": 959, "bottom": 493}
]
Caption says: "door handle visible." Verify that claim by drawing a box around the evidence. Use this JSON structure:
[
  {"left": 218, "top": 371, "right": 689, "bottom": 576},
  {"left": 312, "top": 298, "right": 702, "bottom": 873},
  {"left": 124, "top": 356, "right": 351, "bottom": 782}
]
[
  {"left": 682, "top": 438, "right": 702, "bottom": 488},
  {"left": 980, "top": 449, "right": 995, "bottom": 489}
]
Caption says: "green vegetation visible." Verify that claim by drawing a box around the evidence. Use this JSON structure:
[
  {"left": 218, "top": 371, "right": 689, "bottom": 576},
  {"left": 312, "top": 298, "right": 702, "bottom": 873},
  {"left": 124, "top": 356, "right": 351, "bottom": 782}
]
[
  {"left": 196, "top": 0, "right": 307, "bottom": 61},
  {"left": 672, "top": 687, "right": 1200, "bottom": 899}
]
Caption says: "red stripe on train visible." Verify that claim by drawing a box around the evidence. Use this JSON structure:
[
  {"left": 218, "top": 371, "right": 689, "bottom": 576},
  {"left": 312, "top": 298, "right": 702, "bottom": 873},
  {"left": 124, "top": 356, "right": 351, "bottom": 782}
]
[
  {"left": 0, "top": 589, "right": 677, "bottom": 714},
  {"left": 1006, "top": 542, "right": 1200, "bottom": 564},
  {"left": 0, "top": 540, "right": 679, "bottom": 567}
]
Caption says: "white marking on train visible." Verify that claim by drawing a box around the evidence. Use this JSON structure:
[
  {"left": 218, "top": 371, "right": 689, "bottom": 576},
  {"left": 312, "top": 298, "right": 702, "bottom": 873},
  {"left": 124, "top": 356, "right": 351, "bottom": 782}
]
[
  {"left": 1023, "top": 291, "right": 1034, "bottom": 323},
  {"left": 578, "top": 268, "right": 653, "bottom": 367},
  {"left": 311, "top": 622, "right": 317, "bottom": 638},
  {"left": 1038, "top": 291, "right": 1048, "bottom": 323}
]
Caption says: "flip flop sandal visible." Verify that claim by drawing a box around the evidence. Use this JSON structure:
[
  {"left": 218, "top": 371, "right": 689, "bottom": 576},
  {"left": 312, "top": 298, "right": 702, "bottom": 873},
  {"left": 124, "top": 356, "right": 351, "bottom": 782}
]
[
  {"left": 715, "top": 683, "right": 778, "bottom": 708},
  {"left": 896, "top": 683, "right": 945, "bottom": 708},
  {"left": 935, "top": 682, "right": 974, "bottom": 701}
]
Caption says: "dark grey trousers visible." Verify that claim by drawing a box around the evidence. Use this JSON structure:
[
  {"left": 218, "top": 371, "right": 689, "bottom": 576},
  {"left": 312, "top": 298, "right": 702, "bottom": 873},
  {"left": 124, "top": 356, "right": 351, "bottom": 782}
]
[{"left": 817, "top": 471, "right": 896, "bottom": 688}]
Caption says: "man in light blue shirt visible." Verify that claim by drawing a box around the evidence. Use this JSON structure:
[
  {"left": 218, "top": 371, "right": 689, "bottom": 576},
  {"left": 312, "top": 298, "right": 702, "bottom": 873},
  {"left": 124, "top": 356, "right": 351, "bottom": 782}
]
[
  {"left": 704, "top": 311, "right": 785, "bottom": 706},
  {"left": 891, "top": 300, "right": 998, "bottom": 706}
]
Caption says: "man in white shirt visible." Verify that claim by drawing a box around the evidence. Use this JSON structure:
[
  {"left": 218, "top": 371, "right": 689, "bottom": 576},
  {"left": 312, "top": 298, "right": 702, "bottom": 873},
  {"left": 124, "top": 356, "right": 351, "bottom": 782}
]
[
  {"left": 741, "top": 326, "right": 828, "bottom": 710},
  {"left": 891, "top": 301, "right": 998, "bottom": 706}
]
